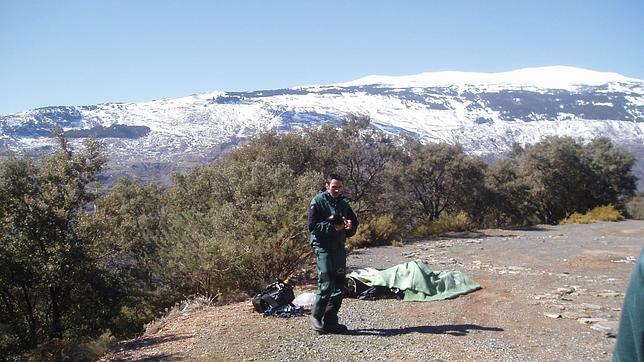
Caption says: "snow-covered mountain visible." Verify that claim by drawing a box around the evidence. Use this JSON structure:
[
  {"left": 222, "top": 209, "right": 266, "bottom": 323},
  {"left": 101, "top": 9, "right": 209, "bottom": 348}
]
[{"left": 1, "top": 66, "right": 643, "bottom": 187}]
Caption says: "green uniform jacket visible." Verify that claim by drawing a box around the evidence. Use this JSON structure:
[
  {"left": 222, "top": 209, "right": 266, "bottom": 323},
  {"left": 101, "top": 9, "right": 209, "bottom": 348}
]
[{"left": 307, "top": 191, "right": 358, "bottom": 248}]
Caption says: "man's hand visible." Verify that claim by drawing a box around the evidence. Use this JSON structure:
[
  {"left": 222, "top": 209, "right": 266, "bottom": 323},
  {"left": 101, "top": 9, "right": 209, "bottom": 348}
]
[
  {"left": 334, "top": 223, "right": 345, "bottom": 232},
  {"left": 343, "top": 217, "right": 352, "bottom": 230}
]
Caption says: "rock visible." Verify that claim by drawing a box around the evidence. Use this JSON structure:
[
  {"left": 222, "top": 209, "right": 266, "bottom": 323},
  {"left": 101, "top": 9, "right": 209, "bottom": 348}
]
[
  {"left": 534, "top": 294, "right": 555, "bottom": 300},
  {"left": 596, "top": 291, "right": 621, "bottom": 298},
  {"left": 594, "top": 312, "right": 614, "bottom": 319},
  {"left": 557, "top": 287, "right": 575, "bottom": 295},
  {"left": 508, "top": 266, "right": 529, "bottom": 271},
  {"left": 580, "top": 303, "right": 602, "bottom": 310},
  {"left": 577, "top": 317, "right": 608, "bottom": 325},
  {"left": 590, "top": 321, "right": 619, "bottom": 338},
  {"left": 544, "top": 313, "right": 562, "bottom": 319},
  {"left": 561, "top": 311, "right": 590, "bottom": 319}
]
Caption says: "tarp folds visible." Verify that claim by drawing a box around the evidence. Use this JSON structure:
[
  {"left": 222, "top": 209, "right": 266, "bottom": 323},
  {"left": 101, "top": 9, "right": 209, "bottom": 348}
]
[{"left": 347, "top": 259, "right": 481, "bottom": 301}]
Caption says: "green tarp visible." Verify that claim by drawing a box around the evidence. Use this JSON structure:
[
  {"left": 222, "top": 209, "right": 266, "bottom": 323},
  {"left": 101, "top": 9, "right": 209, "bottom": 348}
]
[{"left": 347, "top": 259, "right": 481, "bottom": 301}]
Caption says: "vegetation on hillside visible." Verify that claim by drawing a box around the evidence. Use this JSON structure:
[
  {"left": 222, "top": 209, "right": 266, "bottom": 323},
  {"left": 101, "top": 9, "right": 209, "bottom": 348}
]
[{"left": 0, "top": 116, "right": 638, "bottom": 359}]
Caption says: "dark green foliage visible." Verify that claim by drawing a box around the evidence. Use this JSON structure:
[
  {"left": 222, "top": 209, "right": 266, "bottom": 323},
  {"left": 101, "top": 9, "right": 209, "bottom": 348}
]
[
  {"left": 227, "top": 131, "right": 320, "bottom": 175},
  {"left": 518, "top": 137, "right": 592, "bottom": 223},
  {"left": 78, "top": 177, "right": 168, "bottom": 338},
  {"left": 582, "top": 137, "right": 636, "bottom": 207},
  {"left": 394, "top": 141, "right": 487, "bottom": 229},
  {"left": 161, "top": 160, "right": 320, "bottom": 295},
  {"left": 312, "top": 115, "right": 402, "bottom": 216},
  {"left": 511, "top": 136, "right": 636, "bottom": 224},
  {"left": 484, "top": 158, "right": 539, "bottom": 227},
  {"left": 0, "top": 133, "right": 119, "bottom": 356}
]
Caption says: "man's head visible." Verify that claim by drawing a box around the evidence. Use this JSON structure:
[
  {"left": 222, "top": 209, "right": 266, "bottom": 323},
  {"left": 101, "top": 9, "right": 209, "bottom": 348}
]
[{"left": 325, "top": 173, "right": 344, "bottom": 198}]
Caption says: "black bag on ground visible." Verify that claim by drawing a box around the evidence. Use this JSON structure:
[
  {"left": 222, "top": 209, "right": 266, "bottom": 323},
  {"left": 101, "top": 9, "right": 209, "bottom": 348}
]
[{"left": 252, "top": 281, "right": 295, "bottom": 313}]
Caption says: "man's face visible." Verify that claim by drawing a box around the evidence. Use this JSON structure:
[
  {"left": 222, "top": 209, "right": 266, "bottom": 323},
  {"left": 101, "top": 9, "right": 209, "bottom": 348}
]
[{"left": 326, "top": 179, "right": 343, "bottom": 198}]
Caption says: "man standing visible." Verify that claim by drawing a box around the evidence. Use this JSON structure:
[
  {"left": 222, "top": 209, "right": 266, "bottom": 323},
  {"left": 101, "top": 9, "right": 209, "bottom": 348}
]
[
  {"left": 308, "top": 174, "right": 358, "bottom": 334},
  {"left": 613, "top": 250, "right": 643, "bottom": 362}
]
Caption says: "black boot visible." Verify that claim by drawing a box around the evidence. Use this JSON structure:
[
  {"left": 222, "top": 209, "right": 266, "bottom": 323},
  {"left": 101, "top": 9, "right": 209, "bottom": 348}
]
[
  {"left": 309, "top": 315, "right": 326, "bottom": 334},
  {"left": 323, "top": 303, "right": 348, "bottom": 334},
  {"left": 311, "top": 303, "right": 327, "bottom": 334}
]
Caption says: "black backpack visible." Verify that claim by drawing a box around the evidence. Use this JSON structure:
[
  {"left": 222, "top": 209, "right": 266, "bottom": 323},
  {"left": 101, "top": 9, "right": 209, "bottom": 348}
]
[{"left": 252, "top": 281, "right": 295, "bottom": 313}]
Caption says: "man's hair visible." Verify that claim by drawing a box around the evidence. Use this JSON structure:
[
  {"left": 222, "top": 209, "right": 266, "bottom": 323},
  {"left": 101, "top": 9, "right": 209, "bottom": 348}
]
[{"left": 325, "top": 173, "right": 344, "bottom": 183}]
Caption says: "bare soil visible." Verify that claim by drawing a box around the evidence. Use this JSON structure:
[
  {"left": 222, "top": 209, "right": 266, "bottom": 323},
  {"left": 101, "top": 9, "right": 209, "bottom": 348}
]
[{"left": 101, "top": 220, "right": 643, "bottom": 361}]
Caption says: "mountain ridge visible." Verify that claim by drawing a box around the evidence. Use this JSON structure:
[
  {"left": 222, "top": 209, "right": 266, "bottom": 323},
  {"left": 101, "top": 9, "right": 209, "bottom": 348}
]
[{"left": 1, "top": 66, "right": 643, "bottom": 188}]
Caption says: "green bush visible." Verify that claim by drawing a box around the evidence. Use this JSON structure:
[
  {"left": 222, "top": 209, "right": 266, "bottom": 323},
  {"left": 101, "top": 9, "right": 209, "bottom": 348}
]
[
  {"left": 560, "top": 204, "right": 624, "bottom": 224},
  {"left": 160, "top": 160, "right": 320, "bottom": 295},
  {"left": 22, "top": 332, "right": 115, "bottom": 362}
]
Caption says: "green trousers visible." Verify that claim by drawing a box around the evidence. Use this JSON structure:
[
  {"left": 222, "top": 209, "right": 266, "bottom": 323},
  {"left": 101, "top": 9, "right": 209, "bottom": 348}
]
[{"left": 313, "top": 245, "right": 346, "bottom": 325}]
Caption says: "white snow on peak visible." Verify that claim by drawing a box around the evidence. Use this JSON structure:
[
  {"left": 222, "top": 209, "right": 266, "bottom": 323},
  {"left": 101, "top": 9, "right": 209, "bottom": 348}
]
[{"left": 337, "top": 66, "right": 641, "bottom": 90}]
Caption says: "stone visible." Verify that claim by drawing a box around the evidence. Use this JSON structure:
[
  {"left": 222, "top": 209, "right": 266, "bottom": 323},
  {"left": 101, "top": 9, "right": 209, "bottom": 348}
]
[
  {"left": 534, "top": 294, "right": 555, "bottom": 300},
  {"left": 508, "top": 266, "right": 529, "bottom": 271},
  {"left": 561, "top": 311, "right": 590, "bottom": 319},
  {"left": 544, "top": 313, "right": 562, "bottom": 319},
  {"left": 577, "top": 317, "right": 608, "bottom": 325},
  {"left": 557, "top": 287, "right": 575, "bottom": 295},
  {"left": 580, "top": 303, "right": 602, "bottom": 310},
  {"left": 594, "top": 312, "right": 614, "bottom": 319},
  {"left": 590, "top": 321, "right": 619, "bottom": 338}
]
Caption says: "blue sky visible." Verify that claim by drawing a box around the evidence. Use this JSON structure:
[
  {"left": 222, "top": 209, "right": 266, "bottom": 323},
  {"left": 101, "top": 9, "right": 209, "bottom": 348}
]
[{"left": 1, "top": 0, "right": 642, "bottom": 115}]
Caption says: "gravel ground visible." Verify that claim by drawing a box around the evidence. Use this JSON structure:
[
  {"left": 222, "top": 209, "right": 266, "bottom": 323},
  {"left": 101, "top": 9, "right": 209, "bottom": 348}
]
[{"left": 101, "top": 220, "right": 643, "bottom": 361}]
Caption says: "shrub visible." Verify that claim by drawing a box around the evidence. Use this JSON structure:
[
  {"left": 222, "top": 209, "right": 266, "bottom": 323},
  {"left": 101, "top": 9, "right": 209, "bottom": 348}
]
[
  {"left": 22, "top": 332, "right": 115, "bottom": 362},
  {"left": 625, "top": 193, "right": 644, "bottom": 220},
  {"left": 391, "top": 238, "right": 406, "bottom": 247},
  {"left": 413, "top": 224, "right": 432, "bottom": 237},
  {"left": 160, "top": 161, "right": 320, "bottom": 296},
  {"left": 345, "top": 215, "right": 400, "bottom": 250},
  {"left": 560, "top": 204, "right": 624, "bottom": 224},
  {"left": 414, "top": 211, "right": 475, "bottom": 236}
]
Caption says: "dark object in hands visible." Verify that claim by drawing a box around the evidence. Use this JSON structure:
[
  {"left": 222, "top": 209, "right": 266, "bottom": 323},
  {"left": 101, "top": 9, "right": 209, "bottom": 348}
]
[{"left": 328, "top": 214, "right": 344, "bottom": 225}]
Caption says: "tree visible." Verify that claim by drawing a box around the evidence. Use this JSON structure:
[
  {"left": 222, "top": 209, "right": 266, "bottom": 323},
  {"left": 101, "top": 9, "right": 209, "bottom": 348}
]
[
  {"left": 0, "top": 133, "right": 117, "bottom": 355},
  {"left": 397, "top": 141, "right": 487, "bottom": 225},
  {"left": 305, "top": 115, "right": 402, "bottom": 216},
  {"left": 77, "top": 177, "right": 167, "bottom": 337},
  {"left": 582, "top": 137, "right": 636, "bottom": 208},
  {"left": 514, "top": 136, "right": 637, "bottom": 224},
  {"left": 484, "top": 157, "right": 538, "bottom": 227}
]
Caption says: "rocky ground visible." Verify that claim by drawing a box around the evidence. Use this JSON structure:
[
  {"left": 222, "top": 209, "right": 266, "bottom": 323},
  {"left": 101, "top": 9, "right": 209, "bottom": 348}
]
[{"left": 101, "top": 220, "right": 643, "bottom": 361}]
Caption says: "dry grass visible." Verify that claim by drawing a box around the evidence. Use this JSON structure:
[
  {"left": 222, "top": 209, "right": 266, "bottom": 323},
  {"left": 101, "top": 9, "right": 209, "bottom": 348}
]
[
  {"left": 560, "top": 204, "right": 624, "bottom": 224},
  {"left": 414, "top": 211, "right": 475, "bottom": 236},
  {"left": 346, "top": 214, "right": 400, "bottom": 250}
]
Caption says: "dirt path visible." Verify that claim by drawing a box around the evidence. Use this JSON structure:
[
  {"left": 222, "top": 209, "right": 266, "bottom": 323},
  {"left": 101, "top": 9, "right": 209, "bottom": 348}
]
[{"left": 102, "top": 221, "right": 643, "bottom": 361}]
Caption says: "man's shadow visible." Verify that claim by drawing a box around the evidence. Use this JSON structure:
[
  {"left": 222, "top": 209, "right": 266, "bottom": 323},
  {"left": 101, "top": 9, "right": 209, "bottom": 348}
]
[{"left": 346, "top": 323, "right": 504, "bottom": 337}]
